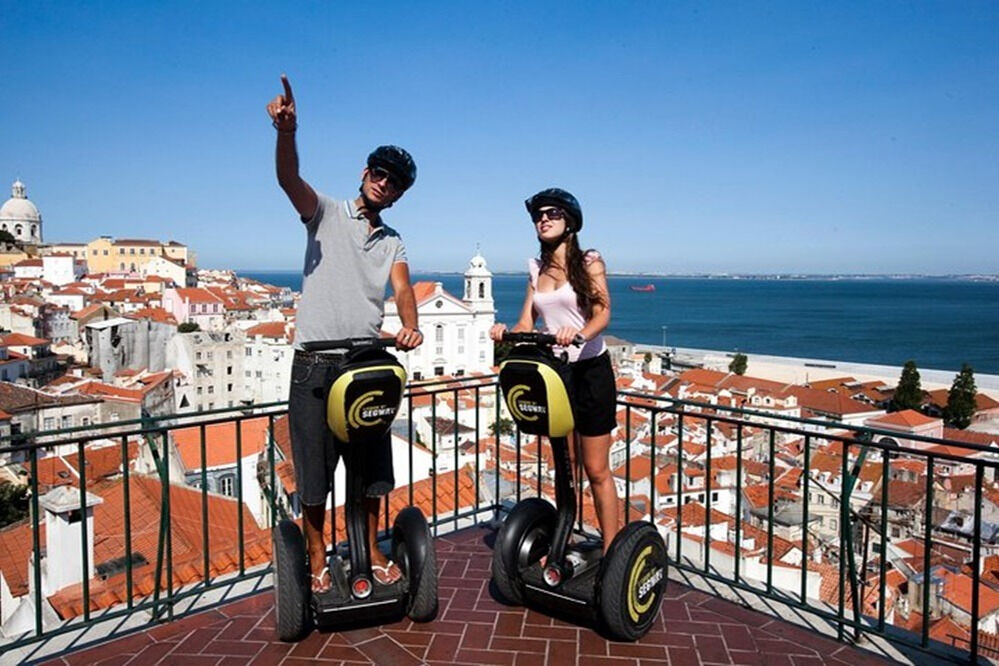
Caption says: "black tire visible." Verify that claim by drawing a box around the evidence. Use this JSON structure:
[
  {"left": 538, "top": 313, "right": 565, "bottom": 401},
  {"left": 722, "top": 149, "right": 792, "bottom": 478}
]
[
  {"left": 272, "top": 519, "right": 311, "bottom": 641},
  {"left": 392, "top": 507, "right": 438, "bottom": 622},
  {"left": 597, "top": 522, "right": 668, "bottom": 641},
  {"left": 491, "top": 498, "right": 557, "bottom": 605}
]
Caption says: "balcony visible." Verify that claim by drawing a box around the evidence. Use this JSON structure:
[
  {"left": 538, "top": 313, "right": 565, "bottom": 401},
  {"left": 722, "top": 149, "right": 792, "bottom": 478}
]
[{"left": 0, "top": 376, "right": 996, "bottom": 665}]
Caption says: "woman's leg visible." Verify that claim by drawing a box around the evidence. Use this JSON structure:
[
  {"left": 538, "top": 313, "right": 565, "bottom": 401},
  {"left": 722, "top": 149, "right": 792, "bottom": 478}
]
[{"left": 579, "top": 432, "right": 619, "bottom": 552}]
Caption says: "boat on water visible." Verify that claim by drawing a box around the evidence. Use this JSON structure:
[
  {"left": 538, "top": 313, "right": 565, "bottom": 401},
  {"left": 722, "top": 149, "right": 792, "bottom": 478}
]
[{"left": 629, "top": 284, "right": 656, "bottom": 292}]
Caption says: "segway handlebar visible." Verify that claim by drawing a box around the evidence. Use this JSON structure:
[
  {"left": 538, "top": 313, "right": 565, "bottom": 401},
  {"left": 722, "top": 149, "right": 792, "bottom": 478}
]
[
  {"left": 501, "top": 331, "right": 585, "bottom": 347},
  {"left": 300, "top": 337, "right": 398, "bottom": 353}
]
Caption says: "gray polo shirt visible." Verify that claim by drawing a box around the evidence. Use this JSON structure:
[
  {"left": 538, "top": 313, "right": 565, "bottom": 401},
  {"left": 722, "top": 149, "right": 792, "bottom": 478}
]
[{"left": 294, "top": 194, "right": 407, "bottom": 348}]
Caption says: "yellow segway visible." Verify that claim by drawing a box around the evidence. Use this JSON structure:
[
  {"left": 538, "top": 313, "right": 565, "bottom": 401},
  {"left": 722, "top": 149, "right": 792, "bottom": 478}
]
[{"left": 491, "top": 332, "right": 667, "bottom": 641}]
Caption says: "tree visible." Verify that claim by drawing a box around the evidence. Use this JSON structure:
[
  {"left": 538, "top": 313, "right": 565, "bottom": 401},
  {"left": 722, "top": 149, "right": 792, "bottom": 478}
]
[
  {"left": 944, "top": 363, "right": 977, "bottom": 429},
  {"left": 891, "top": 360, "right": 923, "bottom": 412},
  {"left": 0, "top": 482, "right": 29, "bottom": 528},
  {"left": 178, "top": 322, "right": 200, "bottom": 333},
  {"left": 729, "top": 353, "right": 748, "bottom": 376},
  {"left": 0, "top": 229, "right": 15, "bottom": 244},
  {"left": 490, "top": 418, "right": 515, "bottom": 438}
]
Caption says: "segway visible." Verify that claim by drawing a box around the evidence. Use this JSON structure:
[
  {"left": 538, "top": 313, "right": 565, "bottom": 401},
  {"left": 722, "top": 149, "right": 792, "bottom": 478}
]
[
  {"left": 273, "top": 337, "right": 438, "bottom": 641},
  {"left": 491, "top": 332, "right": 667, "bottom": 641}
]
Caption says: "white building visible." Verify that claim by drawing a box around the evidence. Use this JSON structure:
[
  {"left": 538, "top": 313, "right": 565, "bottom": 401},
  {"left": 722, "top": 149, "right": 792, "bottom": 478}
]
[
  {"left": 383, "top": 252, "right": 495, "bottom": 380},
  {"left": 166, "top": 330, "right": 245, "bottom": 412},
  {"left": 242, "top": 321, "right": 294, "bottom": 406},
  {"left": 142, "top": 255, "right": 189, "bottom": 287},
  {"left": 42, "top": 254, "right": 81, "bottom": 286},
  {"left": 0, "top": 180, "right": 42, "bottom": 244}
]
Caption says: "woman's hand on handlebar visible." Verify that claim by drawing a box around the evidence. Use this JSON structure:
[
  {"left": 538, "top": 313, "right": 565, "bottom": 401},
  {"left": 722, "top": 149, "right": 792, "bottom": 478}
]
[
  {"left": 554, "top": 327, "right": 585, "bottom": 347},
  {"left": 489, "top": 323, "right": 507, "bottom": 342},
  {"left": 395, "top": 327, "right": 423, "bottom": 351}
]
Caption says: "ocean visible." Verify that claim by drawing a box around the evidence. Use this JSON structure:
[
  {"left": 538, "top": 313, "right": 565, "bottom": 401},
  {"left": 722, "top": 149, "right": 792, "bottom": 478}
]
[{"left": 240, "top": 271, "right": 999, "bottom": 375}]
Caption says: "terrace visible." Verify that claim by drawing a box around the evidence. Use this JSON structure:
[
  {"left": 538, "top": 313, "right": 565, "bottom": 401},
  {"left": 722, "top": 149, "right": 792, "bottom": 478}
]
[{"left": 1, "top": 375, "right": 996, "bottom": 665}]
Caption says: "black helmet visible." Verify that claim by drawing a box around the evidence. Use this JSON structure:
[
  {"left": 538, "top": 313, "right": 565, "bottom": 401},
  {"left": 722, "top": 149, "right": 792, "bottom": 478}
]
[
  {"left": 525, "top": 188, "right": 582, "bottom": 231},
  {"left": 367, "top": 145, "right": 417, "bottom": 190}
]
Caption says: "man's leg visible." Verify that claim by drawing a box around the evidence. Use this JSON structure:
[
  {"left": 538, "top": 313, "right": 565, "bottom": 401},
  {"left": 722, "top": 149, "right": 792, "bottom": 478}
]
[
  {"left": 364, "top": 432, "right": 401, "bottom": 584},
  {"left": 366, "top": 497, "right": 401, "bottom": 583},
  {"left": 303, "top": 502, "right": 331, "bottom": 592},
  {"left": 288, "top": 354, "right": 334, "bottom": 593}
]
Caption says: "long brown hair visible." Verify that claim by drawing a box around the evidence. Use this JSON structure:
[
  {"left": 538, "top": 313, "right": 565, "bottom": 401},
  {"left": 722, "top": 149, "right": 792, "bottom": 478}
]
[{"left": 538, "top": 225, "right": 604, "bottom": 319}]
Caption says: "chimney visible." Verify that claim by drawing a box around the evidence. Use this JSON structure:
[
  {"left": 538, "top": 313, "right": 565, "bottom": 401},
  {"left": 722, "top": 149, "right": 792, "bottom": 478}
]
[{"left": 38, "top": 486, "right": 103, "bottom": 596}]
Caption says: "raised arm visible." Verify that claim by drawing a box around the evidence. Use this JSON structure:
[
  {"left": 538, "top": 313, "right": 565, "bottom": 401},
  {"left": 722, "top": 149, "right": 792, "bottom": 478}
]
[{"left": 266, "top": 74, "right": 318, "bottom": 220}]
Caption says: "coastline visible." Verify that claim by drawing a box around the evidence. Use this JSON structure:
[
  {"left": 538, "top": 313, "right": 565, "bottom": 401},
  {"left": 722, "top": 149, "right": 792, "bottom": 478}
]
[{"left": 636, "top": 344, "right": 999, "bottom": 400}]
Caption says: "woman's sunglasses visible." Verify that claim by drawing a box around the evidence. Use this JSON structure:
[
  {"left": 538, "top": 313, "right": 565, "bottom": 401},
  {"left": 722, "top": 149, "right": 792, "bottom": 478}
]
[{"left": 530, "top": 207, "right": 566, "bottom": 223}]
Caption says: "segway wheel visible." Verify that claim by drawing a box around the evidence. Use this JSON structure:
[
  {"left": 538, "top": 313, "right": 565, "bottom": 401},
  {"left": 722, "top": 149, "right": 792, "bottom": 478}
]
[
  {"left": 272, "top": 519, "right": 311, "bottom": 641},
  {"left": 392, "top": 507, "right": 439, "bottom": 622},
  {"left": 598, "top": 522, "right": 668, "bottom": 641},
  {"left": 491, "top": 498, "right": 557, "bottom": 605}
]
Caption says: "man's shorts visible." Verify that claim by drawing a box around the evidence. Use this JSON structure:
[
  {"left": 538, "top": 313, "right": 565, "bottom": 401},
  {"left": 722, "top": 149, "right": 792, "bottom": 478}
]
[
  {"left": 288, "top": 350, "right": 395, "bottom": 507},
  {"left": 569, "top": 351, "right": 618, "bottom": 437}
]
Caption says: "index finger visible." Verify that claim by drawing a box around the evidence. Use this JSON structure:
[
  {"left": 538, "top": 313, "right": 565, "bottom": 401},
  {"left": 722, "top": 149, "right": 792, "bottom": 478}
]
[{"left": 281, "top": 74, "right": 294, "bottom": 101}]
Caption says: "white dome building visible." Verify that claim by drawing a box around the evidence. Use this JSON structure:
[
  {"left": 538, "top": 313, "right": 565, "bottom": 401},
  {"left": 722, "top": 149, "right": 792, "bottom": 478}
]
[{"left": 0, "top": 180, "right": 43, "bottom": 244}]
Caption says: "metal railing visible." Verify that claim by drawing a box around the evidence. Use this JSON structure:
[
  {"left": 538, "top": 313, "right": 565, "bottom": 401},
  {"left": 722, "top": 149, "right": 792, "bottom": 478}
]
[{"left": 0, "top": 379, "right": 994, "bottom": 665}]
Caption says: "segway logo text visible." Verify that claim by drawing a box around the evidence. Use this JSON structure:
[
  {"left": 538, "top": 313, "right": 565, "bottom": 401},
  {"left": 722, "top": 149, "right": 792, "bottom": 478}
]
[
  {"left": 507, "top": 385, "right": 542, "bottom": 422},
  {"left": 348, "top": 390, "right": 395, "bottom": 428},
  {"left": 627, "top": 546, "right": 663, "bottom": 623}
]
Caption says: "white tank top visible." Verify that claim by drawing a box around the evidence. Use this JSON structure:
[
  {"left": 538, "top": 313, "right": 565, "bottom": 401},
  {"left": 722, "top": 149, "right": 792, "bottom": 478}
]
[{"left": 528, "top": 251, "right": 607, "bottom": 363}]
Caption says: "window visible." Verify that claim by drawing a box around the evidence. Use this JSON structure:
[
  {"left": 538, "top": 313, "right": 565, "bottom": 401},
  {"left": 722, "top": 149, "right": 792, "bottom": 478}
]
[
  {"left": 227, "top": 351, "right": 233, "bottom": 359},
  {"left": 197, "top": 387, "right": 203, "bottom": 395},
  {"left": 479, "top": 283, "right": 485, "bottom": 298},
  {"left": 479, "top": 332, "right": 486, "bottom": 341},
  {"left": 103, "top": 249, "right": 108, "bottom": 256},
  {"left": 120, "top": 263, "right": 125, "bottom": 270},
  {"left": 829, "top": 518, "right": 838, "bottom": 531},
  {"left": 196, "top": 351, "right": 202, "bottom": 360},
  {"left": 227, "top": 383, "right": 233, "bottom": 392},
  {"left": 81, "top": 417, "right": 91, "bottom": 426},
  {"left": 43, "top": 417, "right": 56, "bottom": 430},
  {"left": 130, "top": 248, "right": 135, "bottom": 255},
  {"left": 245, "top": 347, "right": 252, "bottom": 356},
  {"left": 119, "top": 248, "right": 124, "bottom": 254},
  {"left": 458, "top": 328, "right": 465, "bottom": 340},
  {"left": 218, "top": 476, "right": 235, "bottom": 496},
  {"left": 255, "top": 371, "right": 262, "bottom": 378},
  {"left": 61, "top": 415, "right": 73, "bottom": 428},
  {"left": 434, "top": 366, "right": 444, "bottom": 376},
  {"left": 245, "top": 371, "right": 251, "bottom": 378},
  {"left": 206, "top": 351, "right": 213, "bottom": 360},
  {"left": 458, "top": 346, "right": 464, "bottom": 354},
  {"left": 207, "top": 386, "right": 214, "bottom": 394},
  {"left": 208, "top": 402, "right": 214, "bottom": 410},
  {"left": 227, "top": 366, "right": 232, "bottom": 375},
  {"left": 110, "top": 412, "right": 119, "bottom": 421},
  {"left": 413, "top": 371, "right": 422, "bottom": 381},
  {"left": 711, "top": 492, "right": 719, "bottom": 502},
  {"left": 139, "top": 248, "right": 145, "bottom": 255}
]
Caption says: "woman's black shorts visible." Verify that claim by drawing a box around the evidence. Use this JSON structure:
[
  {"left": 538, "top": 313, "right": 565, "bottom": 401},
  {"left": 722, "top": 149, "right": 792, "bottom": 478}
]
[{"left": 569, "top": 351, "right": 617, "bottom": 437}]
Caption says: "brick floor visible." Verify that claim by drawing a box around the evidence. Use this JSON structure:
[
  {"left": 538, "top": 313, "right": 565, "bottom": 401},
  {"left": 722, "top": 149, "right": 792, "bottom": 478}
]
[{"left": 38, "top": 525, "right": 894, "bottom": 665}]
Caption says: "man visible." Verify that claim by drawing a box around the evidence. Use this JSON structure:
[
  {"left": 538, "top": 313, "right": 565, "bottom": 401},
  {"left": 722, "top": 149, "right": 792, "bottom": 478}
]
[{"left": 267, "top": 74, "right": 423, "bottom": 593}]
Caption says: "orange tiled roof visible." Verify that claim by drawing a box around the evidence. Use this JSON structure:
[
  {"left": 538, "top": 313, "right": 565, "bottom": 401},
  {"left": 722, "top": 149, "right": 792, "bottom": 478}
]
[
  {"left": 172, "top": 417, "right": 271, "bottom": 471},
  {"left": 868, "top": 409, "right": 940, "bottom": 428},
  {"left": 1, "top": 332, "right": 50, "bottom": 346}
]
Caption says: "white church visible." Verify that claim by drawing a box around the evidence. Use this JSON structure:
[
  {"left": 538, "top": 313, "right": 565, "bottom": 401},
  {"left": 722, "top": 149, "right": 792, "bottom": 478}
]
[
  {"left": 0, "top": 180, "right": 43, "bottom": 244},
  {"left": 382, "top": 251, "right": 496, "bottom": 380}
]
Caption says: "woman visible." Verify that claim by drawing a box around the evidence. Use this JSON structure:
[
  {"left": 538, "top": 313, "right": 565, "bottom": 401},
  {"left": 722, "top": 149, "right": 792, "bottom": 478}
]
[{"left": 490, "top": 188, "right": 619, "bottom": 551}]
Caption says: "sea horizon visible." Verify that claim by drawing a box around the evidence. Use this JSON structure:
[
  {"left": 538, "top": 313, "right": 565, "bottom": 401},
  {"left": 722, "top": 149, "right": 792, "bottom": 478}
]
[{"left": 237, "top": 271, "right": 999, "bottom": 375}]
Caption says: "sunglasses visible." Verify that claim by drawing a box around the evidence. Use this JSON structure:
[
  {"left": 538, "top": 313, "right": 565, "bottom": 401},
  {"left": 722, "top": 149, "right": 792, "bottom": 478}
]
[
  {"left": 530, "top": 207, "right": 566, "bottom": 223},
  {"left": 368, "top": 166, "right": 403, "bottom": 191}
]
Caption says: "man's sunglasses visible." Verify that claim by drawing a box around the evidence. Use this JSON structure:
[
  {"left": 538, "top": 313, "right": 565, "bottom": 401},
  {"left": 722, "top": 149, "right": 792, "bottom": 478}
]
[
  {"left": 530, "top": 207, "right": 566, "bottom": 223},
  {"left": 369, "top": 166, "right": 403, "bottom": 190}
]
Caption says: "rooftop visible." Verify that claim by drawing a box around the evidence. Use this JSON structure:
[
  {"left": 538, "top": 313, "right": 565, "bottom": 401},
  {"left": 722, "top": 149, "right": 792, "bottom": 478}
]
[{"left": 34, "top": 526, "right": 897, "bottom": 666}]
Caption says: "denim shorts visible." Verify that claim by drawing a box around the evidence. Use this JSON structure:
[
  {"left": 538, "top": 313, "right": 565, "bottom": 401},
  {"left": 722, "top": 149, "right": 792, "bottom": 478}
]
[{"left": 288, "top": 350, "right": 395, "bottom": 506}]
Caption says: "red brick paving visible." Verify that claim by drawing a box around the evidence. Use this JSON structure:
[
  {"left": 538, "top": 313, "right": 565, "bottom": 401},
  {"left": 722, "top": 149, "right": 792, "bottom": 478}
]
[{"left": 38, "top": 525, "right": 894, "bottom": 665}]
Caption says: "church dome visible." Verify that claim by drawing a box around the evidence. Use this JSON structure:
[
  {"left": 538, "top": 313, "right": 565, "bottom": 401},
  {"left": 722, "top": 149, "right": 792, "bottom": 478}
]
[{"left": 0, "top": 180, "right": 41, "bottom": 224}]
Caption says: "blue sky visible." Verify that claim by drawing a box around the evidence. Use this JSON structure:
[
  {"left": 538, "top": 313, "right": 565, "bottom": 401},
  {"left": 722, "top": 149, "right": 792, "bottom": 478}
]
[{"left": 4, "top": 2, "right": 997, "bottom": 274}]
